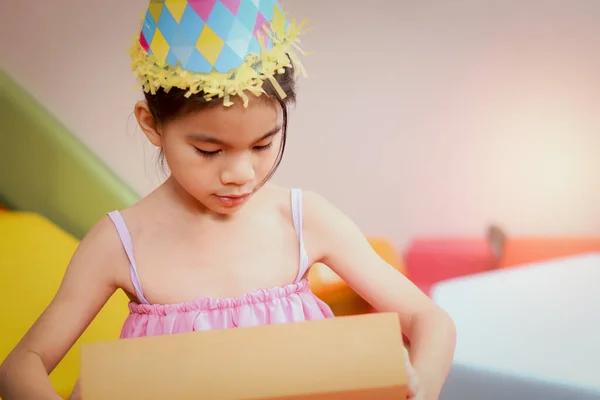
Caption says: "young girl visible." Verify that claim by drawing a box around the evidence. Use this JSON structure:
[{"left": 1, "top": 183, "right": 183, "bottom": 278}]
[{"left": 0, "top": 1, "right": 455, "bottom": 399}]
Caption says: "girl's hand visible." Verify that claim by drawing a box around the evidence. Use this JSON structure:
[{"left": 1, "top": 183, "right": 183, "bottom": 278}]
[
  {"left": 404, "top": 347, "right": 422, "bottom": 400},
  {"left": 68, "top": 379, "right": 81, "bottom": 400}
]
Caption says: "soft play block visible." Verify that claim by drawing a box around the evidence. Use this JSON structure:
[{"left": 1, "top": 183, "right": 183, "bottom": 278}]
[
  {"left": 0, "top": 70, "right": 139, "bottom": 240},
  {"left": 500, "top": 237, "right": 600, "bottom": 268},
  {"left": 405, "top": 238, "right": 496, "bottom": 295},
  {"left": 0, "top": 212, "right": 130, "bottom": 399}
]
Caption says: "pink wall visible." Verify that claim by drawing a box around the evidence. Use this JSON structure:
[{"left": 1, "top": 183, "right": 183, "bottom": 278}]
[{"left": 1, "top": 0, "right": 599, "bottom": 248}]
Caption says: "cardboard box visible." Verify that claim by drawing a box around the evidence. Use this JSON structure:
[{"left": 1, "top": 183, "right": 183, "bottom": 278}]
[{"left": 80, "top": 312, "right": 408, "bottom": 399}]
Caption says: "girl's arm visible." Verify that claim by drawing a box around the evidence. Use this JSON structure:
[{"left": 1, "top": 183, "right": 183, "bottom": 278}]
[
  {"left": 303, "top": 191, "right": 456, "bottom": 400},
  {"left": 0, "top": 217, "right": 122, "bottom": 400}
]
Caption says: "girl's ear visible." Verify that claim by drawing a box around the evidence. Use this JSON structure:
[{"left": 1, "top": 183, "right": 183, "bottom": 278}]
[{"left": 134, "top": 101, "right": 162, "bottom": 147}]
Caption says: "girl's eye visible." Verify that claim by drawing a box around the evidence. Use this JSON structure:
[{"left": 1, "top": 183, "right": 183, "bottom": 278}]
[
  {"left": 195, "top": 148, "right": 221, "bottom": 158},
  {"left": 195, "top": 142, "right": 272, "bottom": 158},
  {"left": 254, "top": 142, "right": 273, "bottom": 151}
]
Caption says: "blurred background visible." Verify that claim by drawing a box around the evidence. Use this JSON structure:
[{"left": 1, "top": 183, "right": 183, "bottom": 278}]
[
  {"left": 2, "top": 0, "right": 600, "bottom": 244},
  {"left": 1, "top": 0, "right": 599, "bottom": 399}
]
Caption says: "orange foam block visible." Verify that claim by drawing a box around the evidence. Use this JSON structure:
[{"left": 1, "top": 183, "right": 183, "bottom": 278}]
[{"left": 500, "top": 237, "right": 600, "bottom": 268}]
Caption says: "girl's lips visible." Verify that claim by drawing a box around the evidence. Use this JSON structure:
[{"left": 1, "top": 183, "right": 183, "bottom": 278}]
[{"left": 213, "top": 193, "right": 252, "bottom": 207}]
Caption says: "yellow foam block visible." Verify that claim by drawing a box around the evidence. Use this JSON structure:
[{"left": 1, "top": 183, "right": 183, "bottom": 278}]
[{"left": 0, "top": 212, "right": 129, "bottom": 398}]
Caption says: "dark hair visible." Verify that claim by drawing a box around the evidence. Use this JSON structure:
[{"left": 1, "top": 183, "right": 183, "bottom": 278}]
[{"left": 145, "top": 65, "right": 297, "bottom": 183}]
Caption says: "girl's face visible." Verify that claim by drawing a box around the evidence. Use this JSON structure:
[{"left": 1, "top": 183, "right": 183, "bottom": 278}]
[{"left": 138, "top": 97, "right": 283, "bottom": 215}]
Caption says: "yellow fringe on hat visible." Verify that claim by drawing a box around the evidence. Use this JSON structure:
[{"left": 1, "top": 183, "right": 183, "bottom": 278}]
[{"left": 129, "top": 18, "right": 309, "bottom": 107}]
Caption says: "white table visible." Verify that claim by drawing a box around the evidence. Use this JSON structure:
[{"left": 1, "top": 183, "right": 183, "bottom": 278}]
[{"left": 431, "top": 252, "right": 600, "bottom": 399}]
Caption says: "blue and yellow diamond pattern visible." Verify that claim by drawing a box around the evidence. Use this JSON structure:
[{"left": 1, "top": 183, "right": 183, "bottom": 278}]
[{"left": 139, "top": 0, "right": 290, "bottom": 74}]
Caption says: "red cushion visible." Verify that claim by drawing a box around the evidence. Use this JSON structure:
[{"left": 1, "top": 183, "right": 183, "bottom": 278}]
[{"left": 405, "top": 238, "right": 496, "bottom": 293}]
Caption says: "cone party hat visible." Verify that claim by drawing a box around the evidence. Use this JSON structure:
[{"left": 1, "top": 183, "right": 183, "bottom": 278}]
[{"left": 130, "top": 0, "right": 307, "bottom": 106}]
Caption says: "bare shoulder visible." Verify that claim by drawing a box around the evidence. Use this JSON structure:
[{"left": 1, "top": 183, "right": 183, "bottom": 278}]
[
  {"left": 77, "top": 214, "right": 123, "bottom": 261},
  {"left": 301, "top": 190, "right": 353, "bottom": 234},
  {"left": 301, "top": 189, "right": 343, "bottom": 220},
  {"left": 297, "top": 189, "right": 363, "bottom": 261},
  {"left": 82, "top": 214, "right": 119, "bottom": 244},
  {"left": 66, "top": 214, "right": 126, "bottom": 284},
  {"left": 41, "top": 212, "right": 127, "bottom": 326}
]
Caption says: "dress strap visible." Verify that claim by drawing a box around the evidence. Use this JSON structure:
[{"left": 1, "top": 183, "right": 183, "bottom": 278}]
[
  {"left": 107, "top": 211, "right": 150, "bottom": 304},
  {"left": 291, "top": 188, "right": 310, "bottom": 283}
]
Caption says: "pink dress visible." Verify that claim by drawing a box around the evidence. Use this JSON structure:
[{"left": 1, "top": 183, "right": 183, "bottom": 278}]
[{"left": 107, "top": 188, "right": 335, "bottom": 339}]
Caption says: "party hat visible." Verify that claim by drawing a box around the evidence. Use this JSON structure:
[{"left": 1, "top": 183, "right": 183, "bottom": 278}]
[{"left": 130, "top": 0, "right": 308, "bottom": 106}]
